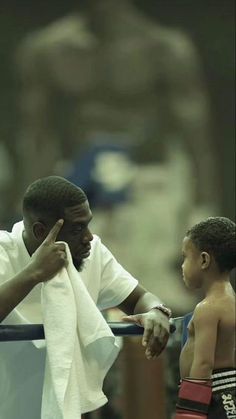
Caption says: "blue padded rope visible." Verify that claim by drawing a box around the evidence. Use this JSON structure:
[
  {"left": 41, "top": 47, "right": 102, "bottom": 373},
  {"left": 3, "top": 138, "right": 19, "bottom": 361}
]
[{"left": 0, "top": 321, "right": 176, "bottom": 342}]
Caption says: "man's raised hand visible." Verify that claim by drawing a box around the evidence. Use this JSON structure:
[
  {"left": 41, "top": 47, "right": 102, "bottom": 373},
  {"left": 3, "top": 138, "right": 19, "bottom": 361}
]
[
  {"left": 30, "top": 219, "right": 67, "bottom": 283},
  {"left": 41, "top": 219, "right": 64, "bottom": 245}
]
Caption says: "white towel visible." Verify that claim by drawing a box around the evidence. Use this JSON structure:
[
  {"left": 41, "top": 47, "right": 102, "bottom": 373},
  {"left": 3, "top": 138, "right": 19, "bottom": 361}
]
[{"left": 40, "top": 243, "right": 120, "bottom": 419}]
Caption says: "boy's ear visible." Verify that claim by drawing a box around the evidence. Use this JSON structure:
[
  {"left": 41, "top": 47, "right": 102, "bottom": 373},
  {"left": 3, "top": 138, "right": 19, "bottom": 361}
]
[
  {"left": 200, "top": 251, "right": 211, "bottom": 269},
  {"left": 32, "top": 221, "right": 47, "bottom": 242}
]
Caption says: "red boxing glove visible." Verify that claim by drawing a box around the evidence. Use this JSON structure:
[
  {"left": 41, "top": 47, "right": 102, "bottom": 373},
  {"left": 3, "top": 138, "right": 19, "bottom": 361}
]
[{"left": 174, "top": 378, "right": 212, "bottom": 419}]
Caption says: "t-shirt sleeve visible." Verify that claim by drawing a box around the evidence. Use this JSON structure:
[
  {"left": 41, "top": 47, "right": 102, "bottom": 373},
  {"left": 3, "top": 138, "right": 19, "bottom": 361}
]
[{"left": 97, "top": 242, "right": 138, "bottom": 311}]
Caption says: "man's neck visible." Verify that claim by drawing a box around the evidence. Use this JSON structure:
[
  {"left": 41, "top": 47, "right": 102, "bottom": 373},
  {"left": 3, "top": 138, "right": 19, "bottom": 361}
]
[{"left": 22, "top": 230, "right": 38, "bottom": 257}]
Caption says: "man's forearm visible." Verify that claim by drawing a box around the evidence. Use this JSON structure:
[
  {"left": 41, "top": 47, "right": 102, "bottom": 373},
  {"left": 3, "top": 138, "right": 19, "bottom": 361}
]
[
  {"left": 134, "top": 291, "right": 164, "bottom": 314},
  {"left": 119, "top": 285, "right": 169, "bottom": 316},
  {"left": 0, "top": 266, "right": 38, "bottom": 322}
]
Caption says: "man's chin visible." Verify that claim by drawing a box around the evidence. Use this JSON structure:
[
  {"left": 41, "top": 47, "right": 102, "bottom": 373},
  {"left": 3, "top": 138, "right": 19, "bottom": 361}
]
[{"left": 72, "top": 257, "right": 84, "bottom": 272}]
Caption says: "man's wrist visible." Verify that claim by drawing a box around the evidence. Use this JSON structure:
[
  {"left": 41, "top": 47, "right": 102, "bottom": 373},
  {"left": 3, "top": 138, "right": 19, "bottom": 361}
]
[
  {"left": 151, "top": 304, "right": 172, "bottom": 319},
  {"left": 24, "top": 263, "right": 43, "bottom": 286}
]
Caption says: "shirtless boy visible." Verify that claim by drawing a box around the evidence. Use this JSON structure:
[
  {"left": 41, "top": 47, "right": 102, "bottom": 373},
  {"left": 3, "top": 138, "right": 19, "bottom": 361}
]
[{"left": 175, "top": 216, "right": 236, "bottom": 419}]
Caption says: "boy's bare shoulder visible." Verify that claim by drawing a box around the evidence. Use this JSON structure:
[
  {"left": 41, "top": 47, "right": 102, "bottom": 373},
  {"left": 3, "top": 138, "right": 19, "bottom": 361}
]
[
  {"left": 193, "top": 293, "right": 235, "bottom": 324},
  {"left": 191, "top": 299, "right": 220, "bottom": 329},
  {"left": 194, "top": 299, "right": 217, "bottom": 315}
]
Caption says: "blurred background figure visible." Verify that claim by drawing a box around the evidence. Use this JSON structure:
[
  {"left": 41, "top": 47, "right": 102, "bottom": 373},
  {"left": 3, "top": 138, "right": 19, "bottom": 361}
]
[
  {"left": 0, "top": 1, "right": 234, "bottom": 418},
  {"left": 14, "top": 0, "right": 219, "bottom": 312}
]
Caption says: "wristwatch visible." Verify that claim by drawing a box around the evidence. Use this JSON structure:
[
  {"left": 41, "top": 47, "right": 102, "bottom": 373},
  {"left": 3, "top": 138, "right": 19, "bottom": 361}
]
[{"left": 151, "top": 304, "right": 172, "bottom": 319}]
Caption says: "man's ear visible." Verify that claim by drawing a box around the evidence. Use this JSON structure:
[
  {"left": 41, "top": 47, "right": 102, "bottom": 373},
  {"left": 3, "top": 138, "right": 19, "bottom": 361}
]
[
  {"left": 32, "top": 221, "right": 47, "bottom": 242},
  {"left": 200, "top": 252, "right": 211, "bottom": 269}
]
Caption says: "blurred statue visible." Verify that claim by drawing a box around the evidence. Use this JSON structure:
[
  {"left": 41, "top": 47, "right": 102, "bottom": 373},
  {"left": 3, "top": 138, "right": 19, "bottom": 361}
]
[{"left": 16, "top": 0, "right": 218, "bottom": 207}]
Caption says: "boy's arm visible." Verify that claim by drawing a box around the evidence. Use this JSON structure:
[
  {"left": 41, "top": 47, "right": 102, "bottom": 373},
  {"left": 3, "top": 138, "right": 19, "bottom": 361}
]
[
  {"left": 190, "top": 302, "right": 218, "bottom": 378},
  {"left": 174, "top": 303, "right": 217, "bottom": 418}
]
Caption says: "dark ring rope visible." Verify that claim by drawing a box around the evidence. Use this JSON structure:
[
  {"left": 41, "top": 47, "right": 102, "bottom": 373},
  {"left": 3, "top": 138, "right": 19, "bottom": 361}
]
[{"left": 0, "top": 319, "right": 178, "bottom": 342}]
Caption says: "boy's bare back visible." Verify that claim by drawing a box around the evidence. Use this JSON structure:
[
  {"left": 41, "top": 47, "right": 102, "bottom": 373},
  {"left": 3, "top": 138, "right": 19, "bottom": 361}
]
[{"left": 180, "top": 282, "right": 235, "bottom": 379}]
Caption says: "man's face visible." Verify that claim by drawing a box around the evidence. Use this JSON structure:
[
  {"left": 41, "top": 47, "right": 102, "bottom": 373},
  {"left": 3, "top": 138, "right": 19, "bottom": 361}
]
[{"left": 56, "top": 200, "right": 93, "bottom": 270}]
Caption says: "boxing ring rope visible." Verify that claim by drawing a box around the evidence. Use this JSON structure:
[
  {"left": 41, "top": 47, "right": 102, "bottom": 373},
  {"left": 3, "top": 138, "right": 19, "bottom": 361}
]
[{"left": 0, "top": 319, "right": 180, "bottom": 342}]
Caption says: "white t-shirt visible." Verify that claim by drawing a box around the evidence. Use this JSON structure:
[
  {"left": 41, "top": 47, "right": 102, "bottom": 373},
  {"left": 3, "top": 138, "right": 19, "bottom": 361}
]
[{"left": 0, "top": 221, "right": 138, "bottom": 419}]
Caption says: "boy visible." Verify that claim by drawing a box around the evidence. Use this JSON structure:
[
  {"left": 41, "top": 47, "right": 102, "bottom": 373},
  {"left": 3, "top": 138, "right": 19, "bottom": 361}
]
[{"left": 175, "top": 216, "right": 236, "bottom": 418}]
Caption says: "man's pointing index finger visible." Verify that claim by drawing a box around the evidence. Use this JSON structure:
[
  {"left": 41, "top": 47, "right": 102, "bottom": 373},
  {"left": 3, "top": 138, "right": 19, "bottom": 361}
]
[{"left": 43, "top": 219, "right": 64, "bottom": 244}]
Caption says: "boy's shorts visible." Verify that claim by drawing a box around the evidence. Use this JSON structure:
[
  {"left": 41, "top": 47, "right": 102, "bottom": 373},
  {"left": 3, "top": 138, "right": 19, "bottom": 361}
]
[{"left": 208, "top": 368, "right": 236, "bottom": 419}]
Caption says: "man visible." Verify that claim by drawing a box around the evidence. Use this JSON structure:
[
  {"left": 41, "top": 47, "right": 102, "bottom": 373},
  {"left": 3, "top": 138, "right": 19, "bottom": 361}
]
[
  {"left": 0, "top": 219, "right": 66, "bottom": 323},
  {"left": 0, "top": 175, "right": 171, "bottom": 419}
]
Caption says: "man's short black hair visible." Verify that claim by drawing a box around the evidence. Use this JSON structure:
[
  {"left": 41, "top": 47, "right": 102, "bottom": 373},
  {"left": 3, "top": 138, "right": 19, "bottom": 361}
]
[
  {"left": 23, "top": 176, "right": 87, "bottom": 221},
  {"left": 186, "top": 216, "right": 236, "bottom": 272}
]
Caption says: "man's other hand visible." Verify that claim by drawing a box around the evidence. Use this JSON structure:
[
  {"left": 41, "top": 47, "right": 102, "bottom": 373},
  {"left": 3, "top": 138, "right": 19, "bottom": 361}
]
[{"left": 122, "top": 309, "right": 170, "bottom": 359}]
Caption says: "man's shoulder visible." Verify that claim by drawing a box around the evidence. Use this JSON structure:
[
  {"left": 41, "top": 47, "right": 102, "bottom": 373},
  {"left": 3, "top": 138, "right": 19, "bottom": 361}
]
[
  {"left": 0, "top": 229, "right": 14, "bottom": 249},
  {"left": 0, "top": 221, "right": 22, "bottom": 252},
  {"left": 0, "top": 231, "right": 15, "bottom": 263}
]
